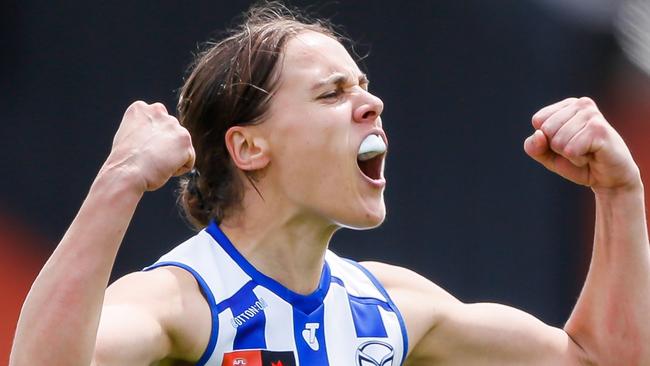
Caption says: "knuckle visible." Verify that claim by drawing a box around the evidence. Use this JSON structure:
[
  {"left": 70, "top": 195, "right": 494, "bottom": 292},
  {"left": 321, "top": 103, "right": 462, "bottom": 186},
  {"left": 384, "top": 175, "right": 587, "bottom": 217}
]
[
  {"left": 550, "top": 138, "right": 564, "bottom": 152},
  {"left": 161, "top": 116, "right": 180, "bottom": 130},
  {"left": 588, "top": 119, "right": 608, "bottom": 136},
  {"left": 584, "top": 110, "right": 601, "bottom": 122},
  {"left": 150, "top": 102, "right": 168, "bottom": 115},
  {"left": 580, "top": 108, "right": 598, "bottom": 120},
  {"left": 563, "top": 145, "right": 577, "bottom": 159},
  {"left": 182, "top": 131, "right": 193, "bottom": 146},
  {"left": 126, "top": 100, "right": 147, "bottom": 113},
  {"left": 562, "top": 97, "right": 579, "bottom": 108},
  {"left": 168, "top": 115, "right": 181, "bottom": 125},
  {"left": 176, "top": 127, "right": 193, "bottom": 145},
  {"left": 577, "top": 96, "right": 595, "bottom": 107},
  {"left": 540, "top": 124, "right": 553, "bottom": 137}
]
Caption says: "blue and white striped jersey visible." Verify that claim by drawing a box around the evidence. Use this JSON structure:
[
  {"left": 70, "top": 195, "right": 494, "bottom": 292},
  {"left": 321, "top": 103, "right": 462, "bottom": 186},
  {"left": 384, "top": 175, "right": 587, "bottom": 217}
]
[{"left": 145, "top": 221, "right": 408, "bottom": 366}]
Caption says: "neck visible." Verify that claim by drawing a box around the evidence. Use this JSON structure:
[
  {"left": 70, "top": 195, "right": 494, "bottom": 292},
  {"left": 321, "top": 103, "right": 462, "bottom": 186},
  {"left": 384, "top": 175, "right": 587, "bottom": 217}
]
[{"left": 220, "top": 186, "right": 338, "bottom": 295}]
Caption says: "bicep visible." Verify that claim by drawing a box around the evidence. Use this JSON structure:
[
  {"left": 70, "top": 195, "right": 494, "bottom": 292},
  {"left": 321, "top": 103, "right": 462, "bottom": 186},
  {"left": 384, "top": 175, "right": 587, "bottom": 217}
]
[
  {"left": 92, "top": 303, "right": 172, "bottom": 366},
  {"left": 413, "top": 301, "right": 589, "bottom": 366},
  {"left": 91, "top": 269, "right": 191, "bottom": 366},
  {"left": 362, "top": 262, "right": 592, "bottom": 366}
]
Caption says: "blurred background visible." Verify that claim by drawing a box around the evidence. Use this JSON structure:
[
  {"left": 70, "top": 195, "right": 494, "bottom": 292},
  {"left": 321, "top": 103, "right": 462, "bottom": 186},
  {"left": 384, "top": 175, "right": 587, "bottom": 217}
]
[{"left": 2, "top": 0, "right": 650, "bottom": 362}]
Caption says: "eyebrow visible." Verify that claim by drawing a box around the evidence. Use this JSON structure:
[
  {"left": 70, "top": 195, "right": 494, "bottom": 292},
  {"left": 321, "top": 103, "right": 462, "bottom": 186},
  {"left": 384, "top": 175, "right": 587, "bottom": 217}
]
[{"left": 311, "top": 73, "right": 369, "bottom": 90}]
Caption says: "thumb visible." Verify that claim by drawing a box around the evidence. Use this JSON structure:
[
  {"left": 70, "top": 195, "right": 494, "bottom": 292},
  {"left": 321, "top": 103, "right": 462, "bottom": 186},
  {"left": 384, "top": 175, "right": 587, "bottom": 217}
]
[
  {"left": 524, "top": 129, "right": 565, "bottom": 174},
  {"left": 524, "top": 129, "right": 553, "bottom": 164},
  {"left": 524, "top": 129, "right": 586, "bottom": 185}
]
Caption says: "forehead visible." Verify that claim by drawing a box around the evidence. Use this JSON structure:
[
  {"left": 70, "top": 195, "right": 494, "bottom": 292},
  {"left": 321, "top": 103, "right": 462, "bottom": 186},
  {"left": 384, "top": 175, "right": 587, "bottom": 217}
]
[{"left": 279, "top": 30, "right": 362, "bottom": 87}]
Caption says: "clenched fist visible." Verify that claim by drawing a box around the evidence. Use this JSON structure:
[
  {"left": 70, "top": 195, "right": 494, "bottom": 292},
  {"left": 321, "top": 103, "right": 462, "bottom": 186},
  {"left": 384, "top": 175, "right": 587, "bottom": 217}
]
[
  {"left": 103, "top": 101, "right": 195, "bottom": 192},
  {"left": 524, "top": 97, "right": 641, "bottom": 193}
]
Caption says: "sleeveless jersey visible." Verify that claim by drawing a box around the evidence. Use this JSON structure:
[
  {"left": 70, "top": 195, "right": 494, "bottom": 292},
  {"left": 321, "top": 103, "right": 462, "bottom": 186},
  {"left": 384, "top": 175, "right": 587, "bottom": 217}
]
[{"left": 145, "top": 221, "right": 408, "bottom": 366}]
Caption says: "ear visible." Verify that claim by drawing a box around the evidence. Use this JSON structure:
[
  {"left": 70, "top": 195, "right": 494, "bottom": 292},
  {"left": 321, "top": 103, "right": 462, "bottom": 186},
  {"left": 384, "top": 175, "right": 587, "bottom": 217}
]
[{"left": 224, "top": 126, "right": 270, "bottom": 171}]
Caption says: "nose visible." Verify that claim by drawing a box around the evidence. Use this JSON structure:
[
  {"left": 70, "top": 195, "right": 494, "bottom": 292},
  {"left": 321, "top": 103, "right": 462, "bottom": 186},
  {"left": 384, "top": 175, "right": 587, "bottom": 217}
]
[{"left": 353, "top": 91, "right": 384, "bottom": 124}]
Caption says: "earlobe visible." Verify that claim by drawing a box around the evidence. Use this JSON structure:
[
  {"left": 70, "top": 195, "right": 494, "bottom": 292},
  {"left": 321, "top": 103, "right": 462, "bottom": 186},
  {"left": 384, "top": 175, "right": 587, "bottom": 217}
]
[{"left": 225, "top": 126, "right": 270, "bottom": 171}]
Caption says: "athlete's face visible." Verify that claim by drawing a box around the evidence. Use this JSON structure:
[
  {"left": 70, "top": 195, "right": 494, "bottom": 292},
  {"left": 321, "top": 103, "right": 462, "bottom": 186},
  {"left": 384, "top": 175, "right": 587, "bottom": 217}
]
[{"left": 261, "top": 31, "right": 387, "bottom": 229}]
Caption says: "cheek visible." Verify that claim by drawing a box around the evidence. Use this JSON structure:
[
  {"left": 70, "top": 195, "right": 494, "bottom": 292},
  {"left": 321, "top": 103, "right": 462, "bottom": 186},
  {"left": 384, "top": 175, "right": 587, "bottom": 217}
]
[
  {"left": 268, "top": 104, "right": 356, "bottom": 195},
  {"left": 278, "top": 116, "right": 348, "bottom": 164},
  {"left": 293, "top": 126, "right": 349, "bottom": 182},
  {"left": 287, "top": 135, "right": 355, "bottom": 204}
]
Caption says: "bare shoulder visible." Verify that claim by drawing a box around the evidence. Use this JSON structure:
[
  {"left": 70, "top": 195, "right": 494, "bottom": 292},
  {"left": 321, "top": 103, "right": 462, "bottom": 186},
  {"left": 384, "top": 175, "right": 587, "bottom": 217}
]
[
  {"left": 98, "top": 266, "right": 211, "bottom": 363},
  {"left": 105, "top": 265, "right": 203, "bottom": 307},
  {"left": 359, "top": 261, "right": 460, "bottom": 354},
  {"left": 359, "top": 261, "right": 459, "bottom": 304}
]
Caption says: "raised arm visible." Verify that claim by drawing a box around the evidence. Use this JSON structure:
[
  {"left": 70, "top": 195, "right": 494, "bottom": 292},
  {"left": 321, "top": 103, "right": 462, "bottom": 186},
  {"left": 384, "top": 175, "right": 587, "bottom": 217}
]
[
  {"left": 369, "top": 97, "right": 650, "bottom": 366},
  {"left": 529, "top": 97, "right": 650, "bottom": 365},
  {"left": 10, "top": 101, "right": 195, "bottom": 365}
]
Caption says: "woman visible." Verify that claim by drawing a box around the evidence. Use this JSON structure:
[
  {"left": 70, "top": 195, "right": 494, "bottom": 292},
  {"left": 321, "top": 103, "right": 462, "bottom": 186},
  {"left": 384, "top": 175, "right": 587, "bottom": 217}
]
[{"left": 11, "top": 3, "right": 650, "bottom": 366}]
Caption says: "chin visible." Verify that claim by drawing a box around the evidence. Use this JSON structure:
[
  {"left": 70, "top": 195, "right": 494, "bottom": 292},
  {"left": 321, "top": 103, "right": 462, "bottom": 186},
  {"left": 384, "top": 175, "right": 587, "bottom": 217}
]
[{"left": 335, "top": 206, "right": 386, "bottom": 231}]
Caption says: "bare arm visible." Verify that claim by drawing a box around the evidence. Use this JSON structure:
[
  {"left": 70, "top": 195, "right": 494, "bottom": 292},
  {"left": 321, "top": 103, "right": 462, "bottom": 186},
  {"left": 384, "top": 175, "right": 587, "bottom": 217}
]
[
  {"left": 10, "top": 101, "right": 195, "bottom": 365},
  {"left": 365, "top": 262, "right": 589, "bottom": 366},
  {"left": 93, "top": 267, "right": 210, "bottom": 366},
  {"left": 565, "top": 186, "right": 649, "bottom": 365},
  {"left": 369, "top": 97, "right": 650, "bottom": 366},
  {"left": 530, "top": 97, "right": 650, "bottom": 365}
]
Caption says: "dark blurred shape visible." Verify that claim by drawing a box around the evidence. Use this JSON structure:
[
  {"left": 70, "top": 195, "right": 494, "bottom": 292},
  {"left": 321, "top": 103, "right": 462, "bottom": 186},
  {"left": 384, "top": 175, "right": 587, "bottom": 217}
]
[{"left": 533, "top": 0, "right": 619, "bottom": 31}]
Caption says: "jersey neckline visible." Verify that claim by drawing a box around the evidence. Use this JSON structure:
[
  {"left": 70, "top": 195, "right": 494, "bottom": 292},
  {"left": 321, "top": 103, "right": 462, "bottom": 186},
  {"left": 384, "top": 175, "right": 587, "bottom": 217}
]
[{"left": 205, "top": 220, "right": 332, "bottom": 315}]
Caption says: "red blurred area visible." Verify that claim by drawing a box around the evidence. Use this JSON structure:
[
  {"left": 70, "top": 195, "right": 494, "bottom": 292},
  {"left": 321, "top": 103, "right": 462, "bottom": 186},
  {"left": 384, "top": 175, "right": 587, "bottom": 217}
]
[
  {"left": 579, "top": 62, "right": 650, "bottom": 280},
  {"left": 606, "top": 63, "right": 650, "bottom": 212},
  {"left": 610, "top": 67, "right": 650, "bottom": 189},
  {"left": 0, "top": 213, "right": 48, "bottom": 364}
]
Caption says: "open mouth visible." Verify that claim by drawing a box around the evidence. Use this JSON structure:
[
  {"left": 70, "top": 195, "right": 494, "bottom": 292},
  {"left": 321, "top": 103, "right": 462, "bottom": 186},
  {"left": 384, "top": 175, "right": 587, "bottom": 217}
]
[
  {"left": 357, "top": 153, "right": 385, "bottom": 180},
  {"left": 357, "top": 134, "right": 387, "bottom": 181}
]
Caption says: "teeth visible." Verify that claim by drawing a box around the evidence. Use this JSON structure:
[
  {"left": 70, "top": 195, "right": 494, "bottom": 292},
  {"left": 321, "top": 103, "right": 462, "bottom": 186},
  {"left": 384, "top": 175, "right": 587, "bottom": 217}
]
[{"left": 358, "top": 134, "right": 386, "bottom": 161}]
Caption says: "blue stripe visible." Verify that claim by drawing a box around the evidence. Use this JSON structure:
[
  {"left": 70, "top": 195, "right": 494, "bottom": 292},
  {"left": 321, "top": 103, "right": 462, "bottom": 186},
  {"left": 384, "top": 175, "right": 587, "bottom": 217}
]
[
  {"left": 349, "top": 297, "right": 388, "bottom": 338},
  {"left": 343, "top": 259, "right": 410, "bottom": 365},
  {"left": 331, "top": 276, "right": 344, "bottom": 287},
  {"left": 332, "top": 276, "right": 391, "bottom": 311},
  {"left": 346, "top": 295, "right": 391, "bottom": 311},
  {"left": 216, "top": 281, "right": 257, "bottom": 313},
  {"left": 226, "top": 282, "right": 267, "bottom": 350},
  {"left": 206, "top": 221, "right": 331, "bottom": 315},
  {"left": 143, "top": 261, "right": 219, "bottom": 366},
  {"left": 293, "top": 305, "right": 329, "bottom": 365},
  {"left": 205, "top": 221, "right": 331, "bottom": 314}
]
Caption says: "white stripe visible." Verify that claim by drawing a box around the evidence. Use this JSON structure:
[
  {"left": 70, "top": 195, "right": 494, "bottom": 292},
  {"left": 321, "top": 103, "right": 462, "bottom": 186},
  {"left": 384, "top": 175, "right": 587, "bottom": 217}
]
[
  {"left": 208, "top": 235, "right": 252, "bottom": 303},
  {"left": 379, "top": 306, "right": 405, "bottom": 365},
  {"left": 326, "top": 251, "right": 386, "bottom": 301},
  {"left": 155, "top": 231, "right": 251, "bottom": 303},
  {"left": 252, "top": 286, "right": 299, "bottom": 364},
  {"left": 209, "top": 307, "right": 236, "bottom": 365},
  {"left": 323, "top": 282, "right": 357, "bottom": 365}
]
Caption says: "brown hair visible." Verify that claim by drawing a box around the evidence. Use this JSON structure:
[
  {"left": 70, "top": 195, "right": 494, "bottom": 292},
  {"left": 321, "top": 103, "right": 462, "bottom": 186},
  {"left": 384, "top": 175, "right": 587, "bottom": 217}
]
[{"left": 177, "top": 2, "right": 338, "bottom": 229}]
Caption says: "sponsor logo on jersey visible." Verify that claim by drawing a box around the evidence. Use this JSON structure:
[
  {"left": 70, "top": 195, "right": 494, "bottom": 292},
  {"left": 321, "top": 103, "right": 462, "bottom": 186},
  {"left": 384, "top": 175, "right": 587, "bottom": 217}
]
[
  {"left": 301, "top": 322, "right": 320, "bottom": 351},
  {"left": 230, "top": 298, "right": 268, "bottom": 328},
  {"left": 222, "top": 350, "right": 296, "bottom": 366},
  {"left": 356, "top": 341, "right": 394, "bottom": 366}
]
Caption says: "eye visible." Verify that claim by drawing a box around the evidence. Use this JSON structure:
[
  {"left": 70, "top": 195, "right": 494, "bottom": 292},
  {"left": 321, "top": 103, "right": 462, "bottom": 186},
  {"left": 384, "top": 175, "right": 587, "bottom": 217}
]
[{"left": 318, "top": 87, "right": 344, "bottom": 100}]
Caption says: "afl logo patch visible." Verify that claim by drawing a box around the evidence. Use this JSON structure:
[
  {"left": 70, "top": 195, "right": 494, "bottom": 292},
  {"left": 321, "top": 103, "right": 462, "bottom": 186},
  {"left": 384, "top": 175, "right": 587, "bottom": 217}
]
[
  {"left": 356, "top": 341, "right": 394, "bottom": 366},
  {"left": 222, "top": 350, "right": 296, "bottom": 366}
]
